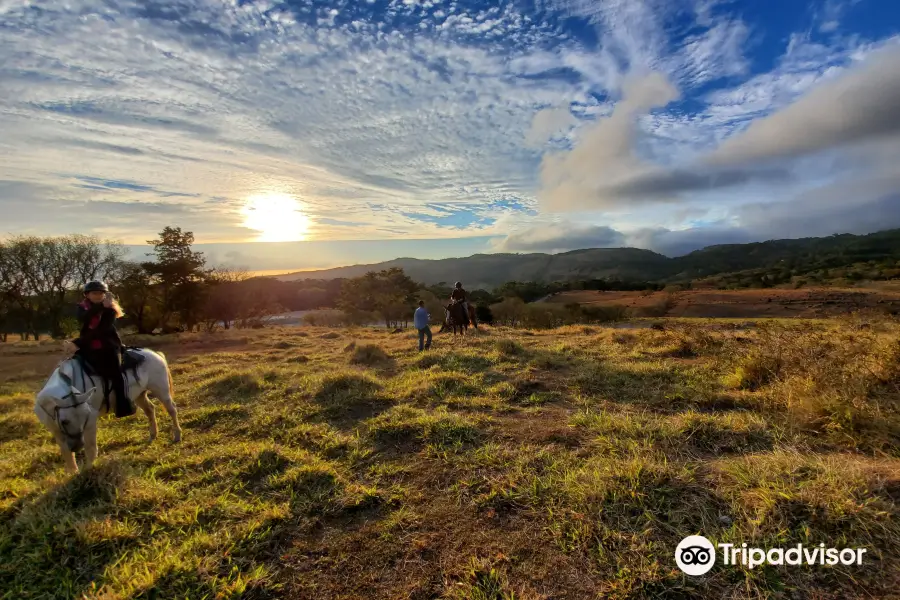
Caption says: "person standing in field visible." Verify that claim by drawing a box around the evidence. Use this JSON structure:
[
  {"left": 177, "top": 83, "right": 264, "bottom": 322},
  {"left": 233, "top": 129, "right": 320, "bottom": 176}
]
[{"left": 414, "top": 300, "right": 432, "bottom": 351}]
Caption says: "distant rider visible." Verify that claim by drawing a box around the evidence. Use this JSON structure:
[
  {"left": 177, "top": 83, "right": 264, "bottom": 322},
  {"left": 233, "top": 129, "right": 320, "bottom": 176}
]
[
  {"left": 450, "top": 282, "right": 470, "bottom": 323},
  {"left": 71, "top": 281, "right": 134, "bottom": 417}
]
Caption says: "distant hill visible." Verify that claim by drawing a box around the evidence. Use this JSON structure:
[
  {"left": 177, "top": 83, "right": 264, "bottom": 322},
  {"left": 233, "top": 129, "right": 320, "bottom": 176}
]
[
  {"left": 275, "top": 248, "right": 673, "bottom": 289},
  {"left": 275, "top": 229, "right": 900, "bottom": 289}
]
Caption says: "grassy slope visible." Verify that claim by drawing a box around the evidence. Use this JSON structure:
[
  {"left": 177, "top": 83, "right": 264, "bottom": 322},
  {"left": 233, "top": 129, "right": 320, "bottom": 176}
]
[{"left": 1, "top": 320, "right": 899, "bottom": 599}]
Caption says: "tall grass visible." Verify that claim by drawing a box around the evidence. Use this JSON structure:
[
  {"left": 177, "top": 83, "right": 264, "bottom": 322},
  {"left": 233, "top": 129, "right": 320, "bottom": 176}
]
[{"left": 1, "top": 321, "right": 898, "bottom": 599}]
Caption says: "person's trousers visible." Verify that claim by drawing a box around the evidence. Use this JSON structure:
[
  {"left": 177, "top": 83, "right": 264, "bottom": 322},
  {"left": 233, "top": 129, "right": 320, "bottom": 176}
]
[
  {"left": 418, "top": 327, "right": 432, "bottom": 351},
  {"left": 85, "top": 348, "right": 134, "bottom": 417}
]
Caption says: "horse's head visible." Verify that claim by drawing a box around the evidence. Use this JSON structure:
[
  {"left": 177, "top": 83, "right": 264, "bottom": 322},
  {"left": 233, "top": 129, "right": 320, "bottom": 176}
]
[
  {"left": 56, "top": 388, "right": 97, "bottom": 452},
  {"left": 43, "top": 361, "right": 97, "bottom": 452}
]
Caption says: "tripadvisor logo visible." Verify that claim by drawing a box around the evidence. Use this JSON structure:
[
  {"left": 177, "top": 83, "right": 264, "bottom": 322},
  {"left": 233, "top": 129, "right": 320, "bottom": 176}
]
[
  {"left": 675, "top": 536, "right": 868, "bottom": 575},
  {"left": 676, "top": 536, "right": 716, "bottom": 576}
]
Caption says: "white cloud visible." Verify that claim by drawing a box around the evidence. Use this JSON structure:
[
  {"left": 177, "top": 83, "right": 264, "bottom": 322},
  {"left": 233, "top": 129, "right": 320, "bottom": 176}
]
[
  {"left": 1, "top": 0, "right": 899, "bottom": 265},
  {"left": 707, "top": 44, "right": 900, "bottom": 165},
  {"left": 525, "top": 107, "right": 577, "bottom": 147}
]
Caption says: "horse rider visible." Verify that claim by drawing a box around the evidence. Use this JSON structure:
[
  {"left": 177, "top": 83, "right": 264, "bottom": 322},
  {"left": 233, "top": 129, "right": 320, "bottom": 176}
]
[
  {"left": 449, "top": 281, "right": 470, "bottom": 323},
  {"left": 70, "top": 280, "right": 135, "bottom": 418}
]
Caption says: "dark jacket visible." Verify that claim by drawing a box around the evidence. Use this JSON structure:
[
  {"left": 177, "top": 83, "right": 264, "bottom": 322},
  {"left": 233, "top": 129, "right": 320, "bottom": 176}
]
[
  {"left": 450, "top": 288, "right": 468, "bottom": 302},
  {"left": 73, "top": 300, "right": 122, "bottom": 351}
]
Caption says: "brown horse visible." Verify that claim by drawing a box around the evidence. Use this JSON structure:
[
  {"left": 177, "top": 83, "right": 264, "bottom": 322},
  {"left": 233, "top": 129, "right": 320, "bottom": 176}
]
[{"left": 446, "top": 300, "right": 470, "bottom": 336}]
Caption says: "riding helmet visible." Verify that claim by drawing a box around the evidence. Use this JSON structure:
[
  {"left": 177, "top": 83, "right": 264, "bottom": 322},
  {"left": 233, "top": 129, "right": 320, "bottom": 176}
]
[
  {"left": 455, "top": 281, "right": 462, "bottom": 288},
  {"left": 83, "top": 280, "right": 109, "bottom": 294}
]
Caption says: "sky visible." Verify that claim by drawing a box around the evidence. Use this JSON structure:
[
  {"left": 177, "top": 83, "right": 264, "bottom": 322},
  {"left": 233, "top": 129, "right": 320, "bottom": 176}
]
[{"left": 2, "top": 0, "right": 900, "bottom": 271}]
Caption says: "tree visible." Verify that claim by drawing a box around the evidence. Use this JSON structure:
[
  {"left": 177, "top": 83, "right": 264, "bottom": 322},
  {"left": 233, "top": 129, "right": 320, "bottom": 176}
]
[
  {"left": 339, "top": 267, "right": 419, "bottom": 328},
  {"left": 112, "top": 261, "right": 158, "bottom": 334},
  {"left": 201, "top": 267, "right": 251, "bottom": 331},
  {"left": 143, "top": 227, "right": 209, "bottom": 331},
  {"left": 475, "top": 304, "right": 494, "bottom": 325},
  {"left": 490, "top": 297, "right": 526, "bottom": 327},
  {"left": 415, "top": 289, "right": 446, "bottom": 326},
  {"left": 0, "top": 235, "right": 124, "bottom": 339}
]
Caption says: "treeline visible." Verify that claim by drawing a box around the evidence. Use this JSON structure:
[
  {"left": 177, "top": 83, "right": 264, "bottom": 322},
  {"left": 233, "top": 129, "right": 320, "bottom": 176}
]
[
  {"left": 694, "top": 260, "right": 900, "bottom": 290},
  {"left": 672, "top": 230, "right": 900, "bottom": 285},
  {"left": 8, "top": 227, "right": 897, "bottom": 340},
  {"left": 0, "top": 228, "right": 352, "bottom": 340},
  {"left": 0, "top": 229, "right": 497, "bottom": 339},
  {"left": 0, "top": 226, "right": 686, "bottom": 341}
]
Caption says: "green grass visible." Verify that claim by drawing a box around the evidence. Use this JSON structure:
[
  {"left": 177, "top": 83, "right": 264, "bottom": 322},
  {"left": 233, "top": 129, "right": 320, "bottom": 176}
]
[{"left": 1, "top": 321, "right": 899, "bottom": 599}]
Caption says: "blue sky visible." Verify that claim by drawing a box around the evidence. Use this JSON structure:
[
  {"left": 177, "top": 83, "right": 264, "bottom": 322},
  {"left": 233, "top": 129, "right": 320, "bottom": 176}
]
[{"left": 1, "top": 0, "right": 899, "bottom": 271}]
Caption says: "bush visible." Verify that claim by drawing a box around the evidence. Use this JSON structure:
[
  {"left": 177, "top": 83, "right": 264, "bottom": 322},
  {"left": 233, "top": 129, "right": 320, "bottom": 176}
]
[
  {"left": 490, "top": 298, "right": 526, "bottom": 327},
  {"left": 302, "top": 310, "right": 348, "bottom": 327},
  {"left": 349, "top": 344, "right": 391, "bottom": 366},
  {"left": 302, "top": 310, "right": 376, "bottom": 327},
  {"left": 475, "top": 304, "right": 494, "bottom": 325},
  {"left": 580, "top": 304, "right": 628, "bottom": 323}
]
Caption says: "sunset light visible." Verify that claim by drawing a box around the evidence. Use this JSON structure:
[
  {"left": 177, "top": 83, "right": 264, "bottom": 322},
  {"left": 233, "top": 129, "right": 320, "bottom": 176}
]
[{"left": 241, "top": 193, "right": 310, "bottom": 242}]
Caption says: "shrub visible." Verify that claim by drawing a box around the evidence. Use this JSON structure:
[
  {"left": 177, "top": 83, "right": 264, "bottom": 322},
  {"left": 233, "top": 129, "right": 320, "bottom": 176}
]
[
  {"left": 349, "top": 344, "right": 391, "bottom": 366},
  {"left": 475, "top": 304, "right": 494, "bottom": 324}
]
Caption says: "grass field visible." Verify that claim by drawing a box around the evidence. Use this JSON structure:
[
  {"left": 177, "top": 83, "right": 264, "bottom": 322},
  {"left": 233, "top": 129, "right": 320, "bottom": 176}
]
[
  {"left": 2, "top": 317, "right": 900, "bottom": 599},
  {"left": 547, "top": 287, "right": 900, "bottom": 319}
]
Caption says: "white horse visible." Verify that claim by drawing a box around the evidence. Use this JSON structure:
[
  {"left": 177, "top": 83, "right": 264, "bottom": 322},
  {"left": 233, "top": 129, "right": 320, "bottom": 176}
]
[{"left": 34, "top": 348, "right": 183, "bottom": 473}]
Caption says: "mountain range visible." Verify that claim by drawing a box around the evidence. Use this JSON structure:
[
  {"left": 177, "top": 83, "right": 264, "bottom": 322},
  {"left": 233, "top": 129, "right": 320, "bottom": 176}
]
[{"left": 274, "top": 229, "right": 900, "bottom": 289}]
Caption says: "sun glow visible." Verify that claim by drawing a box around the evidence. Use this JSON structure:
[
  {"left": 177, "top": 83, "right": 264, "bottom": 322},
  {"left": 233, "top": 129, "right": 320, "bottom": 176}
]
[{"left": 241, "top": 193, "right": 310, "bottom": 242}]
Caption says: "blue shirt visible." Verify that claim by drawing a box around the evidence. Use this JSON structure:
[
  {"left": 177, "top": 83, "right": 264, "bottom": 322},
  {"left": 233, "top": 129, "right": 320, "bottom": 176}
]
[{"left": 414, "top": 306, "right": 430, "bottom": 329}]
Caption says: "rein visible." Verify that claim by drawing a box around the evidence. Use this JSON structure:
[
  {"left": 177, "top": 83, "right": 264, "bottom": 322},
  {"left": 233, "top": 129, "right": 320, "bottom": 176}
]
[{"left": 40, "top": 360, "right": 95, "bottom": 437}]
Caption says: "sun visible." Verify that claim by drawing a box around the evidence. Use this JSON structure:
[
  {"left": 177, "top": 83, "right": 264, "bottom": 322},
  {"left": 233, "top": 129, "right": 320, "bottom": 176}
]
[{"left": 241, "top": 193, "right": 310, "bottom": 242}]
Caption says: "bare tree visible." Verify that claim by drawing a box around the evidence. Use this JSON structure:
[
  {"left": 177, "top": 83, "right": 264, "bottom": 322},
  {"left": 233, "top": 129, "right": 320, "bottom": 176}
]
[{"left": 0, "top": 235, "right": 126, "bottom": 339}]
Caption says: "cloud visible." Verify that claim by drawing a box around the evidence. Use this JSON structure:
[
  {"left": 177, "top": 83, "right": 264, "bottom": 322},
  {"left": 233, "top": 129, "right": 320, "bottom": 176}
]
[
  {"left": 497, "top": 165, "right": 900, "bottom": 257},
  {"left": 536, "top": 71, "right": 791, "bottom": 212},
  {"left": 1, "top": 0, "right": 899, "bottom": 265},
  {"left": 525, "top": 107, "right": 577, "bottom": 147},
  {"left": 495, "top": 222, "right": 627, "bottom": 253},
  {"left": 707, "top": 45, "right": 900, "bottom": 166},
  {"left": 535, "top": 38, "right": 900, "bottom": 215},
  {"left": 492, "top": 217, "right": 757, "bottom": 256},
  {"left": 814, "top": 0, "right": 862, "bottom": 34}
]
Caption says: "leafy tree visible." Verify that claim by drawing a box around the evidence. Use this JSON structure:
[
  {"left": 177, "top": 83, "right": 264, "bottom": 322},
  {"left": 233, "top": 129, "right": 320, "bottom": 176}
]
[
  {"left": 113, "top": 261, "right": 158, "bottom": 334},
  {"left": 142, "top": 227, "right": 209, "bottom": 331},
  {"left": 339, "top": 267, "right": 419, "bottom": 328},
  {"left": 490, "top": 297, "right": 526, "bottom": 327},
  {"left": 475, "top": 304, "right": 494, "bottom": 325}
]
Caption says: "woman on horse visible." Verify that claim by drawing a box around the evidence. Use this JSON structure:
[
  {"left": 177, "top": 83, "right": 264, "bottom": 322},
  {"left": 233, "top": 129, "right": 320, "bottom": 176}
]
[{"left": 72, "top": 280, "right": 134, "bottom": 417}]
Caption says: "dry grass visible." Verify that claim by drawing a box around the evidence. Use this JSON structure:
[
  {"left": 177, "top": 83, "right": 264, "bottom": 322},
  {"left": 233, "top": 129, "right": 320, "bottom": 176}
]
[{"left": 1, "top": 319, "right": 899, "bottom": 599}]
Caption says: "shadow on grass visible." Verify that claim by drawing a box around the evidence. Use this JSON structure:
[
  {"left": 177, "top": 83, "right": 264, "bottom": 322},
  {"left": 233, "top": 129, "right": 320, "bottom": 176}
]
[
  {"left": 0, "top": 461, "right": 143, "bottom": 599},
  {"left": 570, "top": 357, "right": 720, "bottom": 414},
  {"left": 312, "top": 374, "right": 393, "bottom": 430},
  {"left": 416, "top": 352, "right": 494, "bottom": 374},
  {"left": 0, "top": 414, "right": 40, "bottom": 444},
  {"left": 182, "top": 405, "right": 251, "bottom": 433},
  {"left": 366, "top": 406, "right": 484, "bottom": 455}
]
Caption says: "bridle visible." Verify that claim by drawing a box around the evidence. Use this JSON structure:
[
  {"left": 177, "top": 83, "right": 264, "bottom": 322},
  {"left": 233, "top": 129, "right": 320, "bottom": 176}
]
[{"left": 39, "top": 361, "right": 93, "bottom": 438}]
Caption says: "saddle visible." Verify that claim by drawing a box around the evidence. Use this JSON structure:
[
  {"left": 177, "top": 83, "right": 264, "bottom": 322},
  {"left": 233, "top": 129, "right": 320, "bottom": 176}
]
[
  {"left": 74, "top": 347, "right": 146, "bottom": 378},
  {"left": 72, "top": 347, "right": 146, "bottom": 412}
]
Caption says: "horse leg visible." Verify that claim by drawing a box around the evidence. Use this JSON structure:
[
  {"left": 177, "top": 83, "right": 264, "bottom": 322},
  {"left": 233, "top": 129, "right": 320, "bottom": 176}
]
[
  {"left": 53, "top": 430, "right": 78, "bottom": 474},
  {"left": 83, "top": 417, "right": 98, "bottom": 470},
  {"left": 148, "top": 366, "right": 182, "bottom": 443},
  {"left": 134, "top": 391, "right": 158, "bottom": 442}
]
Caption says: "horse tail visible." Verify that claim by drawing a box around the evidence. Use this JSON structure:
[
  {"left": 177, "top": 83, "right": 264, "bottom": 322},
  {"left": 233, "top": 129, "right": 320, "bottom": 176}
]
[{"left": 159, "top": 351, "right": 175, "bottom": 398}]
